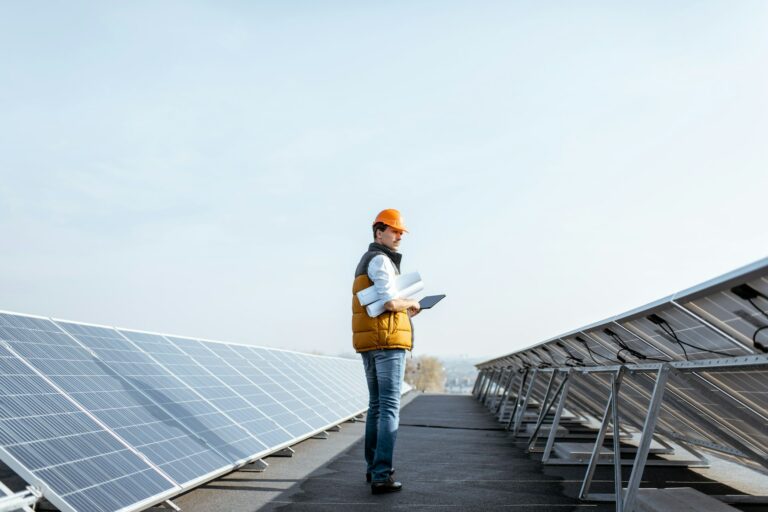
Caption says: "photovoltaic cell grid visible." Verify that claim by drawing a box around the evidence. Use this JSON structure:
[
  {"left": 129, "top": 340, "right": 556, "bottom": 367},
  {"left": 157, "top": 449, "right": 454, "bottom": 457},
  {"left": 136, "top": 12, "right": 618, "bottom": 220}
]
[
  {"left": 313, "top": 355, "right": 369, "bottom": 415},
  {"left": 230, "top": 345, "right": 331, "bottom": 430},
  {"left": 255, "top": 349, "right": 350, "bottom": 420},
  {"left": 683, "top": 275, "right": 768, "bottom": 352},
  {"left": 629, "top": 369, "right": 768, "bottom": 467},
  {"left": 260, "top": 348, "right": 368, "bottom": 426},
  {"left": 567, "top": 373, "right": 611, "bottom": 418},
  {"left": 686, "top": 370, "right": 768, "bottom": 459},
  {"left": 563, "top": 370, "right": 750, "bottom": 457},
  {"left": 553, "top": 338, "right": 593, "bottom": 365},
  {"left": 163, "top": 336, "right": 293, "bottom": 448},
  {"left": 0, "top": 310, "right": 369, "bottom": 512},
  {"left": 561, "top": 373, "right": 624, "bottom": 427},
  {"left": 489, "top": 365, "right": 768, "bottom": 477},
  {"left": 200, "top": 341, "right": 314, "bottom": 438},
  {"left": 616, "top": 372, "right": 712, "bottom": 440},
  {"left": 620, "top": 307, "right": 747, "bottom": 361},
  {"left": 701, "top": 368, "right": 768, "bottom": 419},
  {"left": 476, "top": 257, "right": 768, "bottom": 472},
  {"left": 0, "top": 314, "right": 175, "bottom": 512},
  {"left": 584, "top": 328, "right": 671, "bottom": 364},
  {"left": 313, "top": 356, "right": 368, "bottom": 414},
  {"left": 501, "top": 357, "right": 768, "bottom": 471},
  {"left": 479, "top": 257, "right": 768, "bottom": 370},
  {"left": 116, "top": 330, "right": 268, "bottom": 461},
  {"left": 53, "top": 322, "right": 232, "bottom": 486}
]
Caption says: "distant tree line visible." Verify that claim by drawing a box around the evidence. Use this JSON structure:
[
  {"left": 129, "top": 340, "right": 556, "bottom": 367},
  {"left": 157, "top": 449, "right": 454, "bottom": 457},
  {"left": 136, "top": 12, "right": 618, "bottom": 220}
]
[{"left": 405, "top": 355, "right": 445, "bottom": 392}]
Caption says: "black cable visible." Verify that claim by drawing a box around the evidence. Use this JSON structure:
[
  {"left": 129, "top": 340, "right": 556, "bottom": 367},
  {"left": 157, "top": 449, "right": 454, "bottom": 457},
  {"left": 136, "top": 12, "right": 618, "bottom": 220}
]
[
  {"left": 538, "top": 347, "right": 560, "bottom": 366},
  {"left": 576, "top": 336, "right": 621, "bottom": 365},
  {"left": 556, "top": 342, "right": 584, "bottom": 367},
  {"left": 660, "top": 322, "right": 690, "bottom": 361},
  {"left": 530, "top": 353, "right": 550, "bottom": 369},
  {"left": 652, "top": 317, "right": 732, "bottom": 360},
  {"left": 566, "top": 356, "right": 584, "bottom": 367},
  {"left": 514, "top": 355, "right": 532, "bottom": 369},
  {"left": 578, "top": 338, "right": 601, "bottom": 365},
  {"left": 746, "top": 298, "right": 768, "bottom": 353},
  {"left": 529, "top": 350, "right": 551, "bottom": 368},
  {"left": 751, "top": 325, "right": 768, "bottom": 353},
  {"left": 604, "top": 328, "right": 671, "bottom": 362},
  {"left": 584, "top": 344, "right": 602, "bottom": 365},
  {"left": 747, "top": 298, "right": 768, "bottom": 322},
  {"left": 547, "top": 346, "right": 577, "bottom": 367},
  {"left": 730, "top": 284, "right": 768, "bottom": 353}
]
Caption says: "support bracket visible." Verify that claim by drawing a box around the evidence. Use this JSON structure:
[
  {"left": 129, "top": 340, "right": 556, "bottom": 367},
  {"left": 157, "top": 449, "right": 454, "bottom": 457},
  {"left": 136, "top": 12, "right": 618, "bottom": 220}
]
[
  {"left": 269, "top": 446, "right": 295, "bottom": 457},
  {"left": 244, "top": 458, "right": 269, "bottom": 472},
  {"left": 163, "top": 499, "right": 181, "bottom": 511}
]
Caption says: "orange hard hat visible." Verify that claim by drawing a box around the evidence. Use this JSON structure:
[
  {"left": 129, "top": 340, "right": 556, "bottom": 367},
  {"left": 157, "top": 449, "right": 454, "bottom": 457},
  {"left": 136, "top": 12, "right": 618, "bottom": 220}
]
[{"left": 373, "top": 209, "right": 409, "bottom": 232}]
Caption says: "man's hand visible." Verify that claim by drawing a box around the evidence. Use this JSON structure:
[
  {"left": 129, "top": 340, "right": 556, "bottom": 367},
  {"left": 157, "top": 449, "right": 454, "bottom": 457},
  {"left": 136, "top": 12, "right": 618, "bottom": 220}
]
[{"left": 384, "top": 298, "right": 421, "bottom": 315}]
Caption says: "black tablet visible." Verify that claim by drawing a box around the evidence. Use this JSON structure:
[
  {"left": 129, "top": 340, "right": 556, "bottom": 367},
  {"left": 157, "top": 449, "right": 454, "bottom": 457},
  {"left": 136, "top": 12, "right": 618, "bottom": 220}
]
[{"left": 419, "top": 294, "right": 446, "bottom": 310}]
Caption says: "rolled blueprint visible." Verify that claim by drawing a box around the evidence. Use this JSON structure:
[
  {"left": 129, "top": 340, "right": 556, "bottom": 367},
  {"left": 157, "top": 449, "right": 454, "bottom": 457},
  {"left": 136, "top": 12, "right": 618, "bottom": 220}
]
[
  {"left": 366, "top": 280, "right": 424, "bottom": 318},
  {"left": 357, "top": 272, "right": 422, "bottom": 306}
]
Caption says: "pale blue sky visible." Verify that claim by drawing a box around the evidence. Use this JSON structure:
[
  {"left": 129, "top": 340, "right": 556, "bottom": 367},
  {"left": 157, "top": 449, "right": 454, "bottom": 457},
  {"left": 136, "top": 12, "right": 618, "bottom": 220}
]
[{"left": 1, "top": 1, "right": 766, "bottom": 359}]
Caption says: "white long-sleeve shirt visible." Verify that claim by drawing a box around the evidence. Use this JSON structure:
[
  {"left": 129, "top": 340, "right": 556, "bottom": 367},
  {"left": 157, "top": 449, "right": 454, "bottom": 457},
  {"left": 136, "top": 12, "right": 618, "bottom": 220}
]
[{"left": 367, "top": 254, "right": 398, "bottom": 303}]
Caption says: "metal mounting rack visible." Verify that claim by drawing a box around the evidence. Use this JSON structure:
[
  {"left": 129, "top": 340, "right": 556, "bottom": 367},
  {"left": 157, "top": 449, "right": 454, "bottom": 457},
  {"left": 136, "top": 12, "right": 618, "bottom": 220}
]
[{"left": 474, "top": 257, "right": 768, "bottom": 512}]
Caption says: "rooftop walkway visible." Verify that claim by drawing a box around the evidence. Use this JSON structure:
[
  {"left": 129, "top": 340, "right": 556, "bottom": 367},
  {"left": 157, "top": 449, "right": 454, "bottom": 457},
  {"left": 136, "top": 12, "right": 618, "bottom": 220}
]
[
  {"left": 172, "top": 394, "right": 766, "bottom": 512},
  {"left": 176, "top": 394, "right": 609, "bottom": 511}
]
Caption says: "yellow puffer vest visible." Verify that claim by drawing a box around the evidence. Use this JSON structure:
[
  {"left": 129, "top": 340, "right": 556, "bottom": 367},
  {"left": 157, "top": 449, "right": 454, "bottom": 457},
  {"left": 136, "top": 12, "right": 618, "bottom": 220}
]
[{"left": 351, "top": 247, "right": 413, "bottom": 353}]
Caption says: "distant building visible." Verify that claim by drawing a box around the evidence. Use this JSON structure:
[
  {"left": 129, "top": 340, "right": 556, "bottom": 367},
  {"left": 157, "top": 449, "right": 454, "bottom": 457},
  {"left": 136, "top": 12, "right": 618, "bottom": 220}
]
[{"left": 442, "top": 357, "right": 480, "bottom": 394}]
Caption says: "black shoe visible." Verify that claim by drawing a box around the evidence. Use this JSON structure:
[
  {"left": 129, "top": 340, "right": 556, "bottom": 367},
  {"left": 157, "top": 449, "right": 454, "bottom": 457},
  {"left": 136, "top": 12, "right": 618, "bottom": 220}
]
[
  {"left": 366, "top": 468, "right": 395, "bottom": 483},
  {"left": 371, "top": 476, "right": 402, "bottom": 494}
]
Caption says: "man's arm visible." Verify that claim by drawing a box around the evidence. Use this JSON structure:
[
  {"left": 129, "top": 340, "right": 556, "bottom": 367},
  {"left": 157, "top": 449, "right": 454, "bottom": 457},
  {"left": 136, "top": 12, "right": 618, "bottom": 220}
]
[
  {"left": 368, "top": 255, "right": 421, "bottom": 316},
  {"left": 384, "top": 298, "right": 421, "bottom": 316}
]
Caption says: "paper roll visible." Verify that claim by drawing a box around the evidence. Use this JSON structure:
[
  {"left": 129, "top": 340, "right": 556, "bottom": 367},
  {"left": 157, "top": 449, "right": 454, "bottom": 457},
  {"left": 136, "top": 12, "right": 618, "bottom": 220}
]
[
  {"left": 357, "top": 271, "right": 421, "bottom": 306},
  {"left": 365, "top": 280, "right": 425, "bottom": 318}
]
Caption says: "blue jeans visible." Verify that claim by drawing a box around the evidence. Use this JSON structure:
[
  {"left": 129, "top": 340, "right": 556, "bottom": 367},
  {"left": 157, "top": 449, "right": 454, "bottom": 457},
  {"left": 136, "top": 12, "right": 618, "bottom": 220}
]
[{"left": 361, "top": 349, "right": 406, "bottom": 482}]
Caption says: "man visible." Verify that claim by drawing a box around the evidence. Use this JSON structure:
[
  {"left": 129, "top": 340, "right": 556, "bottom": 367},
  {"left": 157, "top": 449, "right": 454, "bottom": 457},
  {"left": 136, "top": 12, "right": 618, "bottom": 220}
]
[{"left": 352, "top": 208, "right": 420, "bottom": 495}]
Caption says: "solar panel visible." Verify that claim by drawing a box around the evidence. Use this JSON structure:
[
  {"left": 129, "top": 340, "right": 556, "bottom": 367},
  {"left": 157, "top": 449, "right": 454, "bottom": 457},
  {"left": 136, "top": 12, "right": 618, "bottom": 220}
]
[
  {"left": 637, "top": 371, "right": 754, "bottom": 457},
  {"left": 311, "top": 356, "right": 368, "bottom": 415},
  {"left": 228, "top": 345, "right": 331, "bottom": 430},
  {"left": 619, "top": 307, "right": 747, "bottom": 361},
  {"left": 115, "top": 330, "right": 268, "bottom": 461},
  {"left": 571, "top": 378, "right": 615, "bottom": 426},
  {"left": 621, "top": 371, "right": 722, "bottom": 449},
  {"left": 669, "top": 368, "right": 768, "bottom": 464},
  {"left": 327, "top": 356, "right": 371, "bottom": 408},
  {"left": 582, "top": 327, "right": 671, "bottom": 364},
  {"left": 260, "top": 350, "right": 351, "bottom": 419},
  {"left": 0, "top": 309, "right": 370, "bottom": 512},
  {"left": 199, "top": 341, "right": 315, "bottom": 438},
  {"left": 681, "top": 275, "right": 768, "bottom": 354},
  {"left": 0, "top": 314, "right": 177, "bottom": 512},
  {"left": 700, "top": 368, "right": 768, "bottom": 418},
  {"left": 475, "top": 257, "right": 768, "bottom": 508},
  {"left": 162, "top": 336, "right": 295, "bottom": 448},
  {"left": 277, "top": 354, "right": 368, "bottom": 417},
  {"left": 52, "top": 321, "right": 233, "bottom": 486}
]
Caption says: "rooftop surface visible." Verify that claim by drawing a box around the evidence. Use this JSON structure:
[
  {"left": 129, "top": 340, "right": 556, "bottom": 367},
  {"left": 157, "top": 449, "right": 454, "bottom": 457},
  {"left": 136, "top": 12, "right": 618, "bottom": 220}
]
[
  {"left": 3, "top": 393, "right": 765, "bottom": 511},
  {"left": 174, "top": 393, "right": 768, "bottom": 512},
  {"left": 177, "top": 394, "right": 608, "bottom": 511}
]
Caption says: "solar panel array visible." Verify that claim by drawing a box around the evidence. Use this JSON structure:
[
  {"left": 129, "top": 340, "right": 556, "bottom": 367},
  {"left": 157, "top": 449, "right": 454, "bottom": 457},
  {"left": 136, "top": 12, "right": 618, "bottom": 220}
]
[
  {"left": 474, "top": 257, "right": 768, "bottom": 511},
  {"left": 0, "top": 312, "right": 368, "bottom": 512}
]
